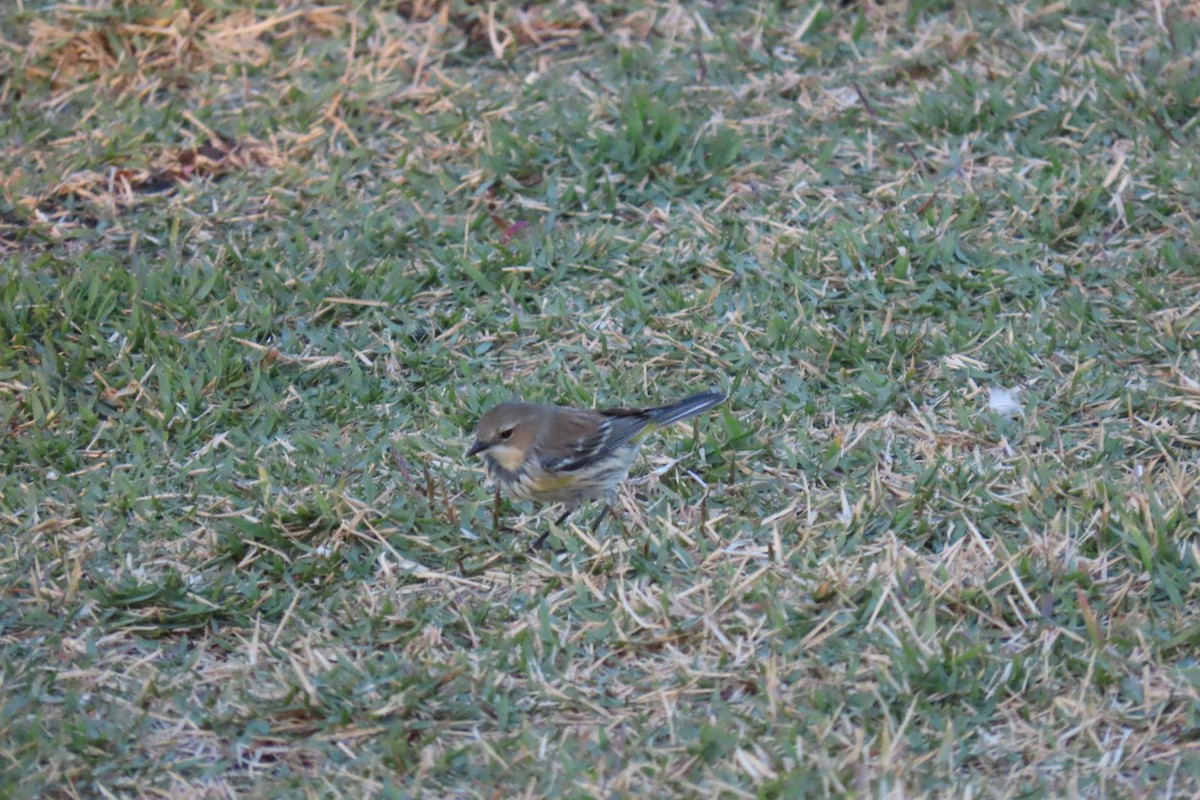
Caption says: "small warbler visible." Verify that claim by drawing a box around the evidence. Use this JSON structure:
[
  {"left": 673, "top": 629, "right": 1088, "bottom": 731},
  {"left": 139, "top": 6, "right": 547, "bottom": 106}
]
[{"left": 467, "top": 391, "right": 726, "bottom": 547}]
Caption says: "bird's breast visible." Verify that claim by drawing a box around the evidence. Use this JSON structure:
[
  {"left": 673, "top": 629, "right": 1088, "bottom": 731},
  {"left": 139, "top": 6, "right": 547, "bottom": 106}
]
[{"left": 483, "top": 457, "right": 579, "bottom": 503}]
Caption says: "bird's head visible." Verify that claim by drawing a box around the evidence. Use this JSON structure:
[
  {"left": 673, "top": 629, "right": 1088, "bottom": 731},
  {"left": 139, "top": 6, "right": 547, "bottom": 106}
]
[{"left": 466, "top": 401, "right": 541, "bottom": 472}]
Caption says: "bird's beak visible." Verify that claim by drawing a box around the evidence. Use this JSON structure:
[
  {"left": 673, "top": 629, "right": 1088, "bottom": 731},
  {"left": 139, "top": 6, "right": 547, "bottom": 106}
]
[{"left": 466, "top": 439, "right": 488, "bottom": 458}]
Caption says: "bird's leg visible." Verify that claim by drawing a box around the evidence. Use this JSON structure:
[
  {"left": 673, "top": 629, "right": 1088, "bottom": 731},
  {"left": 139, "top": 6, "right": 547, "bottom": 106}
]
[
  {"left": 589, "top": 504, "right": 612, "bottom": 532},
  {"left": 607, "top": 505, "right": 631, "bottom": 537},
  {"left": 529, "top": 506, "right": 573, "bottom": 552},
  {"left": 592, "top": 491, "right": 627, "bottom": 535}
]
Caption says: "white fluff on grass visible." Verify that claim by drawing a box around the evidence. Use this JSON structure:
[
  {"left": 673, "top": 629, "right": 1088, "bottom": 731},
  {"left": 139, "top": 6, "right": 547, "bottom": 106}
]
[{"left": 988, "top": 386, "right": 1024, "bottom": 419}]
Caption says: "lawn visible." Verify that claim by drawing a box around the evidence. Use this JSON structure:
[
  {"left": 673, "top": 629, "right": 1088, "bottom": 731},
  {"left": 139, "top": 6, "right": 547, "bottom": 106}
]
[{"left": 2, "top": 0, "right": 1199, "bottom": 797}]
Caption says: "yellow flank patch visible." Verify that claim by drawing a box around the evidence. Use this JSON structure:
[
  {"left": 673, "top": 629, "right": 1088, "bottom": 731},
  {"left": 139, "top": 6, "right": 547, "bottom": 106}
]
[
  {"left": 630, "top": 423, "right": 658, "bottom": 444},
  {"left": 531, "top": 474, "right": 574, "bottom": 491}
]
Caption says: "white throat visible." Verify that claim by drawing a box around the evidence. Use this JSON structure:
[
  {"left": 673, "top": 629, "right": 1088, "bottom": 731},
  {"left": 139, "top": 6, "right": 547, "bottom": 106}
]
[{"left": 488, "top": 444, "right": 526, "bottom": 473}]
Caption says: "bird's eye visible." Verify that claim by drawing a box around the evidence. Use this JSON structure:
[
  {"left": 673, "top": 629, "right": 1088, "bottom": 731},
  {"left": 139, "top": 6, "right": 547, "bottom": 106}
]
[{"left": 499, "top": 428, "right": 514, "bottom": 440}]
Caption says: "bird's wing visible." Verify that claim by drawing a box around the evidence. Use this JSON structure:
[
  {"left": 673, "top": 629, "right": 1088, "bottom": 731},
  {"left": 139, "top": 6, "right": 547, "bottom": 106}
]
[{"left": 539, "top": 408, "right": 650, "bottom": 472}]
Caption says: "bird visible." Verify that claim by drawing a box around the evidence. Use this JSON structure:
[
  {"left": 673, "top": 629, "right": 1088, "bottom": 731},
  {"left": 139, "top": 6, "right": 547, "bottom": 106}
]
[{"left": 466, "top": 390, "right": 726, "bottom": 549}]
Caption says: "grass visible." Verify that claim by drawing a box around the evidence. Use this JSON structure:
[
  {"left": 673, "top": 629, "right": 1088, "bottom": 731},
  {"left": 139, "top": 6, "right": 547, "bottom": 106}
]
[{"left": 1, "top": 0, "right": 1199, "bottom": 796}]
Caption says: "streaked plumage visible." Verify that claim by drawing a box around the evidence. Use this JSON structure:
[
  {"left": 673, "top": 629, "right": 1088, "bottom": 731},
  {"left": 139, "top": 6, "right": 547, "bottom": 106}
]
[{"left": 467, "top": 391, "right": 726, "bottom": 545}]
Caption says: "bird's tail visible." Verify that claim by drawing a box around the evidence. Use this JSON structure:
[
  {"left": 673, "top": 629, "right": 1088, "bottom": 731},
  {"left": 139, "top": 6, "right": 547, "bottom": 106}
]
[{"left": 645, "top": 391, "right": 727, "bottom": 427}]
